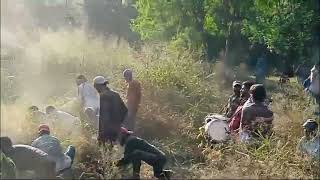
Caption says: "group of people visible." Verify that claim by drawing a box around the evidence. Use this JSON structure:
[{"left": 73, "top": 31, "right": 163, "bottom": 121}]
[
  {"left": 1, "top": 69, "right": 172, "bottom": 179},
  {"left": 225, "top": 81, "right": 273, "bottom": 143},
  {"left": 222, "top": 77, "right": 319, "bottom": 159}
]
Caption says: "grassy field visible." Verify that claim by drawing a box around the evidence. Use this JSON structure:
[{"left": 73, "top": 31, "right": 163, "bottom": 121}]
[{"left": 1, "top": 29, "right": 319, "bottom": 179}]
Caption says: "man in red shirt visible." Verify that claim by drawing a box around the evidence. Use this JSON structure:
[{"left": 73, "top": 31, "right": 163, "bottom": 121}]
[
  {"left": 122, "top": 69, "right": 142, "bottom": 131},
  {"left": 228, "top": 81, "right": 255, "bottom": 132}
]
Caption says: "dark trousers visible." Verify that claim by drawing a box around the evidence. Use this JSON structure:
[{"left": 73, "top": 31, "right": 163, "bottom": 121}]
[
  {"left": 65, "top": 145, "right": 76, "bottom": 165},
  {"left": 129, "top": 150, "right": 166, "bottom": 178}
]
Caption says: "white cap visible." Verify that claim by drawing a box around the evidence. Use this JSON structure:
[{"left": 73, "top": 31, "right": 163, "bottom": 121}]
[{"left": 93, "top": 76, "right": 108, "bottom": 85}]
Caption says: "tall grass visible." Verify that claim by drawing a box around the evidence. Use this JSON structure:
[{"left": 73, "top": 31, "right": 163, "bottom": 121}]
[{"left": 1, "top": 28, "right": 319, "bottom": 178}]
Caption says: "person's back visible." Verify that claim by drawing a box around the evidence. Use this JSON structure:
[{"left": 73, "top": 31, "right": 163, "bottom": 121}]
[
  {"left": 241, "top": 99, "right": 273, "bottom": 133},
  {"left": 100, "top": 89, "right": 127, "bottom": 123},
  {"left": 47, "top": 109, "right": 80, "bottom": 128},
  {"left": 11, "top": 145, "right": 56, "bottom": 178},
  {"left": 127, "top": 80, "right": 142, "bottom": 109},
  {"left": 297, "top": 135, "right": 320, "bottom": 159},
  {"left": 99, "top": 89, "right": 127, "bottom": 143},
  {"left": 240, "top": 85, "right": 274, "bottom": 141},
  {"left": 11, "top": 145, "right": 49, "bottom": 170},
  {"left": 78, "top": 81, "right": 100, "bottom": 110},
  {"left": 31, "top": 134, "right": 63, "bottom": 159}
]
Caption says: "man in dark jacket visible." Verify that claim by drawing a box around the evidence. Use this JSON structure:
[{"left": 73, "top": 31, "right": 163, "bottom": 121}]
[
  {"left": 0, "top": 136, "right": 56, "bottom": 179},
  {"left": 93, "top": 76, "right": 128, "bottom": 146},
  {"left": 116, "top": 127, "right": 172, "bottom": 179}
]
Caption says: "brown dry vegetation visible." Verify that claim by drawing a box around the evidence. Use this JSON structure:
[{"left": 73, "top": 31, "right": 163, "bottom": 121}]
[{"left": 1, "top": 29, "right": 319, "bottom": 179}]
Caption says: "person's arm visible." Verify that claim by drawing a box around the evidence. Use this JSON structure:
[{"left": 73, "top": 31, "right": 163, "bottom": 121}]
[
  {"left": 31, "top": 138, "right": 39, "bottom": 148},
  {"left": 117, "top": 139, "right": 136, "bottom": 166},
  {"left": 98, "top": 95, "right": 106, "bottom": 142},
  {"left": 225, "top": 96, "right": 232, "bottom": 116},
  {"left": 240, "top": 107, "right": 253, "bottom": 131}
]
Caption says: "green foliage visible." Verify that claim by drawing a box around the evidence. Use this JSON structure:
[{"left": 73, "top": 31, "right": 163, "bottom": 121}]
[
  {"left": 133, "top": 0, "right": 319, "bottom": 67},
  {"left": 241, "top": 0, "right": 319, "bottom": 63}
]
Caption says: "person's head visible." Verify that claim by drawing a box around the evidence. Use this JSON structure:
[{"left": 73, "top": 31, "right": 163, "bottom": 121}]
[
  {"left": 118, "top": 127, "right": 133, "bottom": 146},
  {"left": 38, "top": 124, "right": 50, "bottom": 136},
  {"left": 232, "top": 81, "right": 241, "bottom": 96},
  {"left": 45, "top": 106, "right": 56, "bottom": 114},
  {"left": 240, "top": 81, "right": 255, "bottom": 99},
  {"left": 250, "top": 84, "right": 267, "bottom": 102},
  {"left": 93, "top": 76, "right": 109, "bottom": 93},
  {"left": 28, "top": 106, "right": 40, "bottom": 117},
  {"left": 76, "top": 74, "right": 87, "bottom": 86},
  {"left": 123, "top": 69, "right": 133, "bottom": 83},
  {"left": 303, "top": 119, "right": 318, "bottom": 139},
  {"left": 0, "top": 136, "right": 14, "bottom": 155},
  {"left": 28, "top": 105, "right": 39, "bottom": 112}
]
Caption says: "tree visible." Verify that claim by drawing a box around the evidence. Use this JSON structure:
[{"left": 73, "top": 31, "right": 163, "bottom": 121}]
[{"left": 241, "top": 0, "right": 319, "bottom": 67}]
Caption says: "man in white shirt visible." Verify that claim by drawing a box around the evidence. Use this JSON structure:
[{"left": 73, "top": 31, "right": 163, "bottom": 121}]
[
  {"left": 76, "top": 75, "right": 100, "bottom": 129},
  {"left": 309, "top": 64, "right": 320, "bottom": 97},
  {"left": 45, "top": 106, "right": 81, "bottom": 137}
]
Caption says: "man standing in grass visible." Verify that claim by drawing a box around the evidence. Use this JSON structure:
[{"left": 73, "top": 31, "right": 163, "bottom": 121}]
[
  {"left": 76, "top": 75, "right": 100, "bottom": 129},
  {"left": 123, "top": 69, "right": 142, "bottom": 131},
  {"left": 93, "top": 76, "right": 128, "bottom": 146}
]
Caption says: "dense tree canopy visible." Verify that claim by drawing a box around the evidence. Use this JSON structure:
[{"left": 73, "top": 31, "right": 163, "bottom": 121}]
[{"left": 132, "top": 0, "right": 320, "bottom": 69}]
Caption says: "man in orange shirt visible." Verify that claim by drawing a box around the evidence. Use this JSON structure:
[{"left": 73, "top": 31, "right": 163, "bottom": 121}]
[{"left": 123, "top": 69, "right": 142, "bottom": 131}]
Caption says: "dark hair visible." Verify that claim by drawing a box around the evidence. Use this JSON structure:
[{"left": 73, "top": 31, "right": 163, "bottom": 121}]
[
  {"left": 250, "top": 84, "right": 266, "bottom": 102},
  {"left": 0, "top": 136, "right": 13, "bottom": 150},
  {"left": 45, "top": 106, "right": 56, "bottom": 114},
  {"left": 28, "top": 105, "right": 39, "bottom": 112},
  {"left": 242, "top": 81, "right": 255, "bottom": 89},
  {"left": 76, "top": 74, "right": 87, "bottom": 81}
]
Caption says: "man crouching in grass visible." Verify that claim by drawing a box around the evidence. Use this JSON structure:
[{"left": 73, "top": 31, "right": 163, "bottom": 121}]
[{"left": 116, "top": 127, "right": 173, "bottom": 179}]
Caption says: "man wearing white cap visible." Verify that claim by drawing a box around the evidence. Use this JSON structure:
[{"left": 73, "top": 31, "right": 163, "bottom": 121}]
[{"left": 93, "top": 76, "right": 128, "bottom": 145}]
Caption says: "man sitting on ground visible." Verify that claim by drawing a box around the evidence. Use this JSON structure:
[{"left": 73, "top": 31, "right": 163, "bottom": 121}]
[
  {"left": 116, "top": 127, "right": 172, "bottom": 179},
  {"left": 0, "top": 136, "right": 56, "bottom": 179},
  {"left": 31, "top": 124, "right": 76, "bottom": 174},
  {"left": 297, "top": 119, "right": 319, "bottom": 160},
  {"left": 76, "top": 75, "right": 100, "bottom": 129},
  {"left": 239, "top": 84, "right": 274, "bottom": 143},
  {"left": 225, "top": 81, "right": 241, "bottom": 118},
  {"left": 228, "top": 81, "right": 255, "bottom": 132}
]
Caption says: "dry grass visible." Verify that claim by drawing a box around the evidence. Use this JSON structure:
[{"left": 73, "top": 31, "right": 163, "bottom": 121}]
[{"left": 1, "top": 29, "right": 319, "bottom": 179}]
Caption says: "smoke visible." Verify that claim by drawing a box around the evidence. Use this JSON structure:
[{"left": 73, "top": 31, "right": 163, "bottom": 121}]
[
  {"left": 0, "top": 0, "right": 80, "bottom": 143},
  {"left": 0, "top": 0, "right": 135, "bottom": 145}
]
